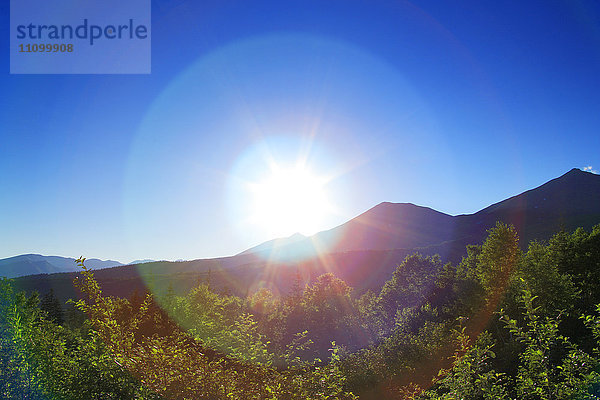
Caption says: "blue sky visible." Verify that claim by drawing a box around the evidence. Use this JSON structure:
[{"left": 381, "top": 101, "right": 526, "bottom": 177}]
[{"left": 1, "top": 0, "right": 599, "bottom": 262}]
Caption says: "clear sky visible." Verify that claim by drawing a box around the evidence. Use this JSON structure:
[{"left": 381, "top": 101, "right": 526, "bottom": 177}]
[{"left": 1, "top": 0, "right": 599, "bottom": 263}]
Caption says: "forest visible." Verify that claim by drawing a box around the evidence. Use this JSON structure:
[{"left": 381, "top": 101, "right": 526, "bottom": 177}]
[{"left": 2, "top": 222, "right": 600, "bottom": 399}]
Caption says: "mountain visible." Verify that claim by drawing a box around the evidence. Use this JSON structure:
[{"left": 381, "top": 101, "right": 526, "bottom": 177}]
[
  {"left": 10, "top": 168, "right": 600, "bottom": 300},
  {"left": 237, "top": 203, "right": 460, "bottom": 262},
  {"left": 0, "top": 254, "right": 123, "bottom": 279},
  {"left": 466, "top": 168, "right": 600, "bottom": 243},
  {"left": 128, "top": 259, "right": 157, "bottom": 265},
  {"left": 241, "top": 168, "right": 600, "bottom": 261}
]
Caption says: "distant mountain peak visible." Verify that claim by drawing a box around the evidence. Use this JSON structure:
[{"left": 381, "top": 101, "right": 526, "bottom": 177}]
[
  {"left": 564, "top": 167, "right": 582, "bottom": 175},
  {"left": 536, "top": 167, "right": 600, "bottom": 193},
  {"left": 366, "top": 201, "right": 451, "bottom": 218},
  {"left": 566, "top": 167, "right": 599, "bottom": 175},
  {"left": 561, "top": 167, "right": 597, "bottom": 178},
  {"left": 0, "top": 254, "right": 123, "bottom": 279},
  {"left": 240, "top": 168, "right": 600, "bottom": 260}
]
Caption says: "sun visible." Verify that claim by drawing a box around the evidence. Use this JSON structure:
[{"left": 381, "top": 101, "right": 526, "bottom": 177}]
[{"left": 249, "top": 164, "right": 332, "bottom": 237}]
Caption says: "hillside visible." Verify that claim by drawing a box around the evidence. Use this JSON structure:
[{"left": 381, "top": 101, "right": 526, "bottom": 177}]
[
  {"left": 242, "top": 168, "right": 600, "bottom": 261},
  {"left": 11, "top": 168, "right": 600, "bottom": 300},
  {"left": 0, "top": 254, "right": 123, "bottom": 279}
]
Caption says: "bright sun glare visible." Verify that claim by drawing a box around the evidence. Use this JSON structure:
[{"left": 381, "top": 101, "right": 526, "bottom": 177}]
[{"left": 249, "top": 164, "right": 332, "bottom": 237}]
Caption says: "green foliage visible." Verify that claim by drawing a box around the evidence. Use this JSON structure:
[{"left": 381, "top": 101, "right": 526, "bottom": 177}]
[
  {"left": 548, "top": 225, "right": 600, "bottom": 312},
  {"left": 0, "top": 277, "right": 147, "bottom": 399},
  {"left": 3, "top": 224, "right": 600, "bottom": 399},
  {"left": 475, "top": 222, "right": 520, "bottom": 302},
  {"left": 298, "top": 273, "right": 357, "bottom": 353},
  {"left": 583, "top": 304, "right": 600, "bottom": 355},
  {"left": 422, "top": 330, "right": 508, "bottom": 400},
  {"left": 500, "top": 289, "right": 600, "bottom": 400},
  {"left": 71, "top": 258, "right": 357, "bottom": 399},
  {"left": 377, "top": 254, "right": 443, "bottom": 329},
  {"left": 40, "top": 288, "right": 64, "bottom": 325},
  {"left": 517, "top": 241, "right": 579, "bottom": 316}
]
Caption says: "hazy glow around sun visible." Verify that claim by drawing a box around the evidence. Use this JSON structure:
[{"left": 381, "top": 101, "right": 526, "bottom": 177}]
[{"left": 249, "top": 164, "right": 332, "bottom": 237}]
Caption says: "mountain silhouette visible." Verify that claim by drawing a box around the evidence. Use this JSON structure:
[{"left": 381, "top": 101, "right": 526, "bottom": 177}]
[
  {"left": 0, "top": 254, "right": 123, "bottom": 279},
  {"left": 8, "top": 168, "right": 600, "bottom": 298},
  {"left": 240, "top": 168, "right": 600, "bottom": 262}
]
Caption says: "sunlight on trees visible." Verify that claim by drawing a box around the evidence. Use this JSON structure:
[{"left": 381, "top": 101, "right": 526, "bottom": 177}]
[{"left": 2, "top": 224, "right": 600, "bottom": 399}]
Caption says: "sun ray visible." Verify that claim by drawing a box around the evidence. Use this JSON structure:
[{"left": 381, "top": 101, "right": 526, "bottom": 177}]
[{"left": 249, "top": 162, "right": 333, "bottom": 237}]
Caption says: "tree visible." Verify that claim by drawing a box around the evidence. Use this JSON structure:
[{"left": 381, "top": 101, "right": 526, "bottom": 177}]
[
  {"left": 500, "top": 289, "right": 600, "bottom": 400},
  {"left": 378, "top": 254, "right": 443, "bottom": 329},
  {"left": 299, "top": 273, "right": 355, "bottom": 354},
  {"left": 549, "top": 225, "right": 600, "bottom": 312},
  {"left": 517, "top": 240, "right": 578, "bottom": 317},
  {"left": 475, "top": 222, "right": 520, "bottom": 304},
  {"left": 422, "top": 330, "right": 508, "bottom": 400},
  {"left": 40, "top": 288, "right": 64, "bottom": 325}
]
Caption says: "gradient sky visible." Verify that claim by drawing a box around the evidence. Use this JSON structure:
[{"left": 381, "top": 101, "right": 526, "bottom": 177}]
[{"left": 1, "top": 0, "right": 599, "bottom": 263}]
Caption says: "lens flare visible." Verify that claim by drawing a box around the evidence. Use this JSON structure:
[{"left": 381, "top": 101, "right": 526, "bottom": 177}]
[{"left": 249, "top": 164, "right": 333, "bottom": 238}]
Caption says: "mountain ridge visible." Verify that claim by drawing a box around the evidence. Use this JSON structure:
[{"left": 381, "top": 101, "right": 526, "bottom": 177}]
[
  {"left": 0, "top": 254, "right": 123, "bottom": 279},
  {"left": 241, "top": 168, "right": 600, "bottom": 261},
  {"left": 4, "top": 169, "right": 600, "bottom": 284}
]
